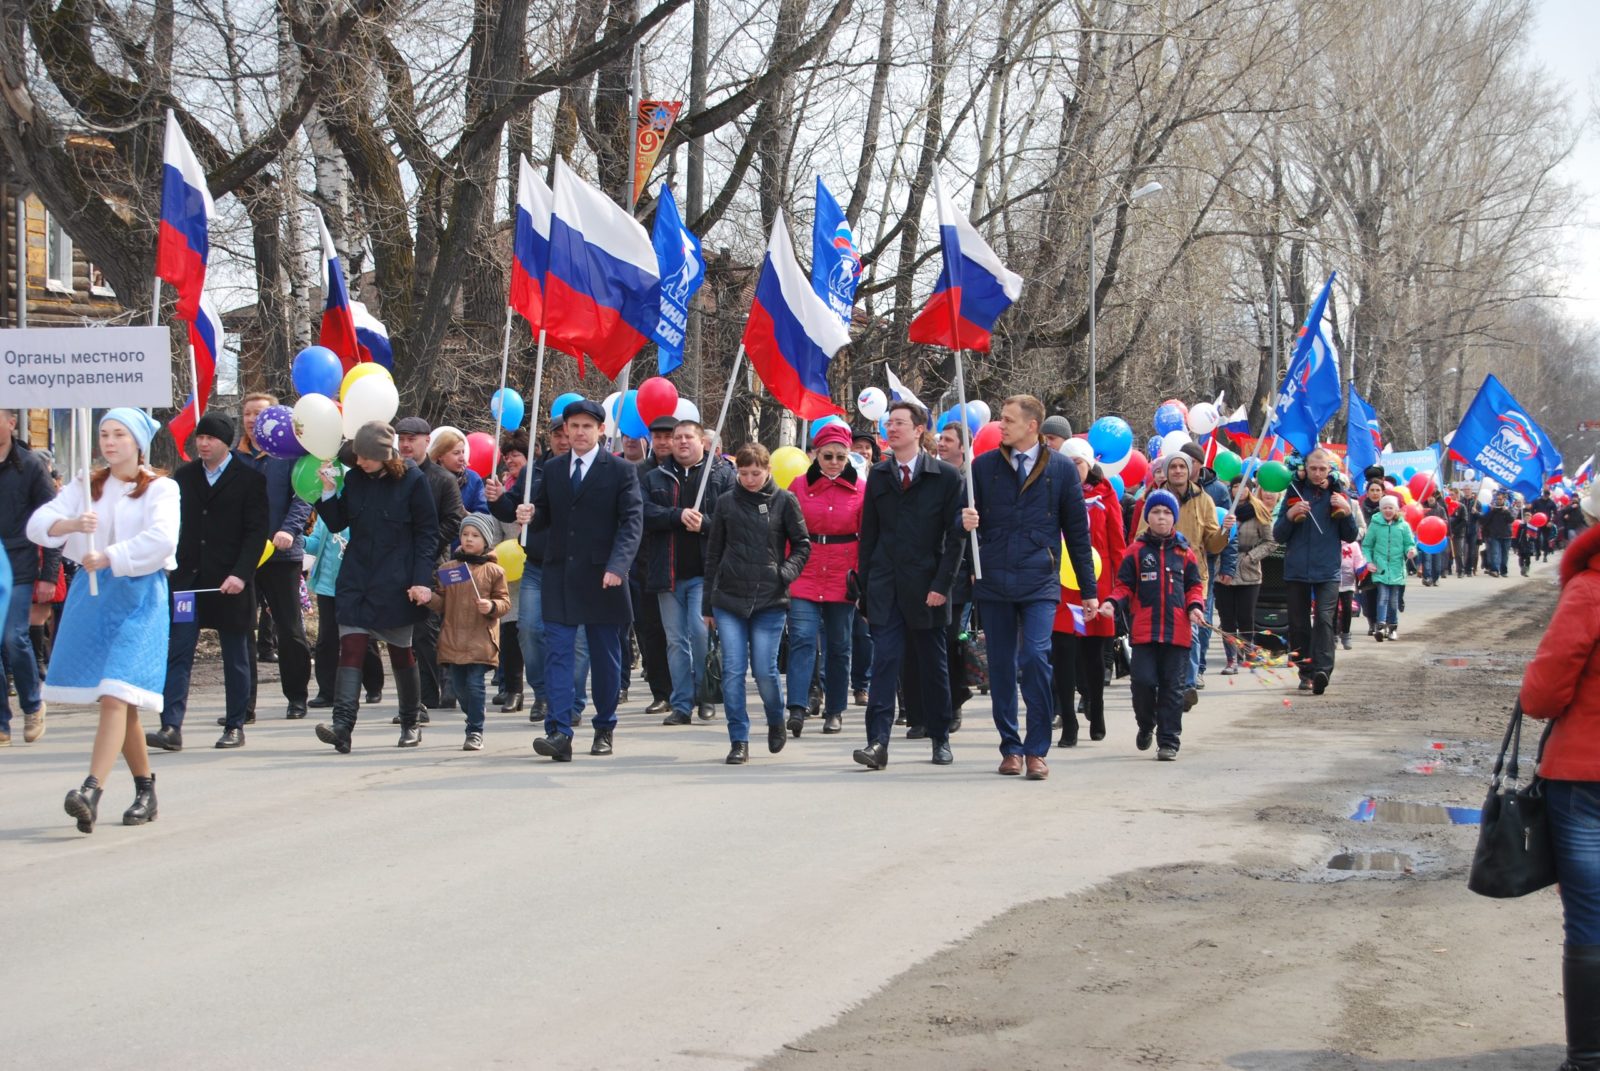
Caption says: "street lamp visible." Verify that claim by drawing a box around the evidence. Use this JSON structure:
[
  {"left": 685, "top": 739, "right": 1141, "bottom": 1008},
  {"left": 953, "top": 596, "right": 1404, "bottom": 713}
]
[{"left": 1088, "top": 180, "right": 1164, "bottom": 421}]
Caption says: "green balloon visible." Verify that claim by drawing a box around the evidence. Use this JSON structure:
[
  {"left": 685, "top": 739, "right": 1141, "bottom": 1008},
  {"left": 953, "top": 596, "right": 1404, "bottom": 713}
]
[
  {"left": 292, "top": 453, "right": 340, "bottom": 504},
  {"left": 1257, "top": 459, "right": 1293, "bottom": 493},
  {"left": 1212, "top": 448, "right": 1242, "bottom": 484}
]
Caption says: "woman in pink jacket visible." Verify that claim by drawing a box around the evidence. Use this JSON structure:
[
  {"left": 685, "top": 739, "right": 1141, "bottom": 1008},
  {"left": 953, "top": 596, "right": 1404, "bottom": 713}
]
[{"left": 784, "top": 423, "right": 864, "bottom": 737}]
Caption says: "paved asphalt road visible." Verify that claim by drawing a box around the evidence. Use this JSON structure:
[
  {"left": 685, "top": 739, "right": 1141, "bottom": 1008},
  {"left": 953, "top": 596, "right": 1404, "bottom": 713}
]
[{"left": 0, "top": 569, "right": 1535, "bottom": 1069}]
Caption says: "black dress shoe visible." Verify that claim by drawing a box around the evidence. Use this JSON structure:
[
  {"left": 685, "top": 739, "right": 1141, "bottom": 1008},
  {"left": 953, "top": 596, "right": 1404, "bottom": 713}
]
[
  {"left": 307, "top": 694, "right": 333, "bottom": 709},
  {"left": 932, "top": 742, "right": 953, "bottom": 765},
  {"left": 822, "top": 715, "right": 842, "bottom": 734},
  {"left": 852, "top": 742, "right": 887, "bottom": 770},
  {"left": 217, "top": 713, "right": 256, "bottom": 726},
  {"left": 646, "top": 698, "right": 672, "bottom": 715},
  {"left": 786, "top": 707, "right": 806, "bottom": 738},
  {"left": 533, "top": 732, "right": 573, "bottom": 761},
  {"left": 366, "top": 689, "right": 383, "bottom": 704},
  {"left": 616, "top": 689, "right": 630, "bottom": 705},
  {"left": 906, "top": 725, "right": 927, "bottom": 740},
  {"left": 215, "top": 728, "right": 246, "bottom": 749},
  {"left": 146, "top": 725, "right": 183, "bottom": 752},
  {"left": 286, "top": 701, "right": 307, "bottom": 720},
  {"left": 398, "top": 724, "right": 422, "bottom": 747},
  {"left": 590, "top": 729, "right": 614, "bottom": 756},
  {"left": 725, "top": 741, "right": 749, "bottom": 764},
  {"left": 1136, "top": 729, "right": 1153, "bottom": 751},
  {"left": 315, "top": 723, "right": 353, "bottom": 754},
  {"left": 950, "top": 714, "right": 963, "bottom": 733},
  {"left": 768, "top": 724, "right": 787, "bottom": 754},
  {"left": 697, "top": 703, "right": 716, "bottom": 721},
  {"left": 1089, "top": 722, "right": 1106, "bottom": 742},
  {"left": 662, "top": 711, "right": 692, "bottom": 725}
]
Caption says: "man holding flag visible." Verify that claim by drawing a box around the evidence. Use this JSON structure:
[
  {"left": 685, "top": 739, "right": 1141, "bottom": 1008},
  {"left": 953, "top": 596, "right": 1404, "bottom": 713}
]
[{"left": 1268, "top": 273, "right": 1358, "bottom": 695}]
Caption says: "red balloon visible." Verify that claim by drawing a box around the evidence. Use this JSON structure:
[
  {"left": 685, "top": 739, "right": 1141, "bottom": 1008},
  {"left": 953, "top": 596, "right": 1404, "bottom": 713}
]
[
  {"left": 1402, "top": 503, "right": 1425, "bottom": 529},
  {"left": 1416, "top": 516, "right": 1448, "bottom": 545},
  {"left": 466, "top": 432, "right": 497, "bottom": 478},
  {"left": 973, "top": 421, "right": 1003, "bottom": 456},
  {"left": 635, "top": 376, "right": 679, "bottom": 424},
  {"left": 1407, "top": 472, "right": 1436, "bottom": 502},
  {"left": 1512, "top": 519, "right": 1523, "bottom": 537},
  {"left": 1530, "top": 511, "right": 1549, "bottom": 529},
  {"left": 1119, "top": 449, "right": 1150, "bottom": 488},
  {"left": 1158, "top": 397, "right": 1189, "bottom": 420}
]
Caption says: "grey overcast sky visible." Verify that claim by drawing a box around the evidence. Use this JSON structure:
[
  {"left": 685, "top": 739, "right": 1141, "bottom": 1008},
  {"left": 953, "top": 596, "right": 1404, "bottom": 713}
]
[{"left": 1530, "top": 0, "right": 1599, "bottom": 327}]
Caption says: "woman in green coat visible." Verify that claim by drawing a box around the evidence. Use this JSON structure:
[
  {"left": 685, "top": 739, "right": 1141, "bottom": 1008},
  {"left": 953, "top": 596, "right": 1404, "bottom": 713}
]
[{"left": 1360, "top": 495, "right": 1417, "bottom": 641}]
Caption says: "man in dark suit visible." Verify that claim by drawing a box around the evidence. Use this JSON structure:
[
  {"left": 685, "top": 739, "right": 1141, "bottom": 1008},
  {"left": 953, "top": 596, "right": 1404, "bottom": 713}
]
[
  {"left": 853, "top": 400, "right": 966, "bottom": 769},
  {"left": 516, "top": 399, "right": 643, "bottom": 761},
  {"left": 149, "top": 413, "right": 269, "bottom": 751}
]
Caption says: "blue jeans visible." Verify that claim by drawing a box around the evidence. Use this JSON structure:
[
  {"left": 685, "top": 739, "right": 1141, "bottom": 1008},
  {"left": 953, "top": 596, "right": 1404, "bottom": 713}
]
[
  {"left": 1423, "top": 551, "right": 1444, "bottom": 581},
  {"left": 978, "top": 598, "right": 1057, "bottom": 757},
  {"left": 1189, "top": 572, "right": 1216, "bottom": 686},
  {"left": 448, "top": 663, "right": 488, "bottom": 733},
  {"left": 1549, "top": 780, "right": 1600, "bottom": 944},
  {"left": 786, "top": 599, "right": 853, "bottom": 717},
  {"left": 657, "top": 579, "right": 707, "bottom": 715},
  {"left": 713, "top": 607, "right": 786, "bottom": 743},
  {"left": 518, "top": 565, "right": 545, "bottom": 702},
  {"left": 1375, "top": 583, "right": 1403, "bottom": 626},
  {"left": 162, "top": 621, "right": 252, "bottom": 730},
  {"left": 851, "top": 611, "right": 873, "bottom": 691},
  {"left": 1488, "top": 536, "right": 1513, "bottom": 574},
  {"left": 0, "top": 582, "right": 41, "bottom": 732},
  {"left": 542, "top": 621, "right": 618, "bottom": 736}
]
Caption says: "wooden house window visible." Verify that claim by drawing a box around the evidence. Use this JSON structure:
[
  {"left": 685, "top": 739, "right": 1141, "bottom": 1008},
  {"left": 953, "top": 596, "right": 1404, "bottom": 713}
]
[
  {"left": 88, "top": 262, "right": 115, "bottom": 297},
  {"left": 45, "top": 213, "right": 73, "bottom": 293}
]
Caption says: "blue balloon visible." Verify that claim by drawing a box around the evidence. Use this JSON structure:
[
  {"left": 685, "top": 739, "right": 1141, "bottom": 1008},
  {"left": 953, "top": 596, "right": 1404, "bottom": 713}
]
[
  {"left": 292, "top": 346, "right": 343, "bottom": 398},
  {"left": 1154, "top": 403, "right": 1186, "bottom": 436},
  {"left": 550, "top": 392, "right": 584, "bottom": 421},
  {"left": 618, "top": 390, "right": 648, "bottom": 439},
  {"left": 1147, "top": 435, "right": 1165, "bottom": 459},
  {"left": 1402, "top": 465, "right": 1418, "bottom": 481},
  {"left": 1419, "top": 537, "right": 1448, "bottom": 554},
  {"left": 877, "top": 417, "right": 889, "bottom": 440},
  {"left": 1108, "top": 474, "right": 1125, "bottom": 500},
  {"left": 491, "top": 388, "right": 525, "bottom": 432},
  {"left": 1241, "top": 457, "right": 1262, "bottom": 480},
  {"left": 810, "top": 415, "right": 845, "bottom": 442},
  {"left": 1087, "top": 416, "right": 1134, "bottom": 464}
]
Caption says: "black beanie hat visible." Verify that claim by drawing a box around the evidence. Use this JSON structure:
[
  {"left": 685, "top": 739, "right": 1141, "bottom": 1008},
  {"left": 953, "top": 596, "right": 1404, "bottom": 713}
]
[{"left": 195, "top": 412, "right": 236, "bottom": 445}]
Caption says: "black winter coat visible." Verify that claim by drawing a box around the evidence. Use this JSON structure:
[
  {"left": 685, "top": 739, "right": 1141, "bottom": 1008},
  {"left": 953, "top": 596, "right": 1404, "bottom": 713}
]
[
  {"left": 1, "top": 441, "right": 60, "bottom": 586},
  {"left": 487, "top": 460, "right": 548, "bottom": 563},
  {"left": 641, "top": 454, "right": 735, "bottom": 594},
  {"left": 704, "top": 478, "right": 809, "bottom": 617},
  {"left": 1484, "top": 505, "right": 1514, "bottom": 540},
  {"left": 858, "top": 452, "right": 966, "bottom": 629},
  {"left": 241, "top": 452, "right": 312, "bottom": 563},
  {"left": 316, "top": 461, "right": 440, "bottom": 631},
  {"left": 416, "top": 457, "right": 466, "bottom": 562},
  {"left": 169, "top": 451, "right": 269, "bottom": 632},
  {"left": 528, "top": 449, "right": 644, "bottom": 626}
]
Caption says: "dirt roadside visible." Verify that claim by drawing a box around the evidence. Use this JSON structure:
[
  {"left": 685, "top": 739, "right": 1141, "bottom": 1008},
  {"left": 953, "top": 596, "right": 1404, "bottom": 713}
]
[{"left": 762, "top": 579, "right": 1568, "bottom": 1071}]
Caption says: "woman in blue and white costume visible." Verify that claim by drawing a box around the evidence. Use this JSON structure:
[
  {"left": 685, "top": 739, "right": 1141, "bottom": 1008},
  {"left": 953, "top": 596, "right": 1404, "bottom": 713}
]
[{"left": 27, "top": 408, "right": 179, "bottom": 834}]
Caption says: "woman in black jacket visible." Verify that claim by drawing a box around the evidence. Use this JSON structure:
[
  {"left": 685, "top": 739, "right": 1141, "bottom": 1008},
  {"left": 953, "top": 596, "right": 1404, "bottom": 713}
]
[
  {"left": 702, "top": 443, "right": 810, "bottom": 764},
  {"left": 312, "top": 422, "right": 440, "bottom": 753}
]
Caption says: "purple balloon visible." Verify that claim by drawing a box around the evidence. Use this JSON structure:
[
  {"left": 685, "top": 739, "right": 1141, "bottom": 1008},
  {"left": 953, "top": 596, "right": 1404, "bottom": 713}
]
[{"left": 254, "top": 404, "right": 306, "bottom": 460}]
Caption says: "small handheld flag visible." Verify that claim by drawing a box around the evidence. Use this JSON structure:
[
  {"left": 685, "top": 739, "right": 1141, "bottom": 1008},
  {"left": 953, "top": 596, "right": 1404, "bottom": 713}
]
[
  {"left": 172, "top": 590, "right": 197, "bottom": 623},
  {"left": 438, "top": 563, "right": 472, "bottom": 588}
]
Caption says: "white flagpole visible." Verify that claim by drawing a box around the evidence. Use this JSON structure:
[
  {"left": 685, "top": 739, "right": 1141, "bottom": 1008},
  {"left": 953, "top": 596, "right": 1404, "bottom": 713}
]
[
  {"left": 518, "top": 328, "right": 548, "bottom": 548},
  {"left": 150, "top": 278, "right": 161, "bottom": 328},
  {"left": 490, "top": 305, "right": 514, "bottom": 480},
  {"left": 931, "top": 172, "right": 983, "bottom": 580},
  {"left": 79, "top": 407, "right": 98, "bottom": 596},
  {"left": 693, "top": 344, "right": 744, "bottom": 513},
  {"left": 187, "top": 340, "right": 202, "bottom": 431}
]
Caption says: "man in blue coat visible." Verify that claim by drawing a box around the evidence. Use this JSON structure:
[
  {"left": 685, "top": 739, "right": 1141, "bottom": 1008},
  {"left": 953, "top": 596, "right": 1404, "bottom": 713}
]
[
  {"left": 1271, "top": 448, "right": 1359, "bottom": 694},
  {"left": 516, "top": 399, "right": 643, "bottom": 761},
  {"left": 961, "top": 395, "right": 1098, "bottom": 781}
]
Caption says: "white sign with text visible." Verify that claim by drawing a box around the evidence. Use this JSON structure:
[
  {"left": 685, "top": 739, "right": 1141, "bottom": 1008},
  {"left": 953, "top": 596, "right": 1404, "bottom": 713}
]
[{"left": 1, "top": 326, "right": 173, "bottom": 409}]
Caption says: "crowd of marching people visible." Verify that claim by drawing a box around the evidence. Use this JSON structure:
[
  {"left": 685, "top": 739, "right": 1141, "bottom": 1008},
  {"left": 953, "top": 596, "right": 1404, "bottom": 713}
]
[{"left": 0, "top": 397, "right": 1582, "bottom": 835}]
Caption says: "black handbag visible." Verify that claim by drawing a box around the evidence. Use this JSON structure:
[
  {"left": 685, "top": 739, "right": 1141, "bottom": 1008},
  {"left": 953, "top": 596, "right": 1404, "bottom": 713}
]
[
  {"left": 698, "top": 623, "right": 723, "bottom": 706},
  {"left": 1467, "top": 701, "right": 1557, "bottom": 899}
]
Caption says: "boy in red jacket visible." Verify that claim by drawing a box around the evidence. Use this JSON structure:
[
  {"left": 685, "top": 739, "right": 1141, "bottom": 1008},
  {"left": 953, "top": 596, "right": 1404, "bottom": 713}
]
[{"left": 1099, "top": 489, "right": 1206, "bottom": 761}]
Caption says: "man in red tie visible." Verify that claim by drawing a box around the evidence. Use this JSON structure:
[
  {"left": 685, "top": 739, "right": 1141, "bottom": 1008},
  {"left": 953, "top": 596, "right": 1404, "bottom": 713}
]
[{"left": 852, "top": 400, "right": 967, "bottom": 769}]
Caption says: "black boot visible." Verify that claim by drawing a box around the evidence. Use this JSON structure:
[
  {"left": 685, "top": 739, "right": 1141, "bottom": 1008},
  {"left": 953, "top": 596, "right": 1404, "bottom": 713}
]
[
  {"left": 394, "top": 657, "right": 423, "bottom": 748},
  {"left": 786, "top": 706, "right": 807, "bottom": 738},
  {"left": 30, "top": 624, "right": 49, "bottom": 679},
  {"left": 315, "top": 666, "right": 363, "bottom": 753},
  {"left": 1563, "top": 944, "right": 1600, "bottom": 1071},
  {"left": 63, "top": 776, "right": 102, "bottom": 834},
  {"left": 1058, "top": 714, "right": 1079, "bottom": 748},
  {"left": 123, "top": 773, "right": 158, "bottom": 825}
]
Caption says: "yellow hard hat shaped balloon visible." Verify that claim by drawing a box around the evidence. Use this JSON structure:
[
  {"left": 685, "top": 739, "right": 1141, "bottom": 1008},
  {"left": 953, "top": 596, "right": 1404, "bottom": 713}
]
[{"left": 1059, "top": 543, "right": 1103, "bottom": 591}]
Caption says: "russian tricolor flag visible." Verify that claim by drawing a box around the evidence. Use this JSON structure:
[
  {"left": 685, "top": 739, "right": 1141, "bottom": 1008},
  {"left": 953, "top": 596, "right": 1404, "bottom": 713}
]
[
  {"left": 154, "top": 110, "right": 214, "bottom": 323},
  {"left": 545, "top": 157, "right": 660, "bottom": 381},
  {"left": 1576, "top": 455, "right": 1595, "bottom": 488},
  {"left": 350, "top": 300, "right": 392, "bottom": 369},
  {"left": 742, "top": 208, "right": 851, "bottom": 420},
  {"left": 167, "top": 292, "right": 224, "bottom": 460},
  {"left": 510, "top": 155, "right": 552, "bottom": 329},
  {"left": 908, "top": 170, "right": 1022, "bottom": 353},
  {"left": 317, "top": 211, "right": 362, "bottom": 372}
]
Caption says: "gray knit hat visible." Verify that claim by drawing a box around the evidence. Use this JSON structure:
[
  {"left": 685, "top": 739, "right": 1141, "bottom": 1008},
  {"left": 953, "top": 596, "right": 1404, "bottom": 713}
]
[
  {"left": 460, "top": 513, "right": 499, "bottom": 549},
  {"left": 352, "top": 421, "right": 398, "bottom": 462},
  {"left": 1041, "top": 415, "right": 1073, "bottom": 440}
]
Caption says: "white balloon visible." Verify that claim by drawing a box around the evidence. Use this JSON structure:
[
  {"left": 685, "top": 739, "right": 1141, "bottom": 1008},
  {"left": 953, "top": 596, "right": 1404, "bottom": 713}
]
[
  {"left": 857, "top": 386, "right": 888, "bottom": 421},
  {"left": 969, "top": 400, "right": 991, "bottom": 424},
  {"left": 1160, "top": 429, "right": 1192, "bottom": 458},
  {"left": 1099, "top": 451, "right": 1130, "bottom": 476},
  {"left": 1186, "top": 402, "right": 1220, "bottom": 436},
  {"left": 341, "top": 375, "right": 400, "bottom": 438},
  {"left": 292, "top": 394, "right": 343, "bottom": 460},
  {"left": 673, "top": 399, "right": 701, "bottom": 423},
  {"left": 602, "top": 391, "right": 623, "bottom": 436}
]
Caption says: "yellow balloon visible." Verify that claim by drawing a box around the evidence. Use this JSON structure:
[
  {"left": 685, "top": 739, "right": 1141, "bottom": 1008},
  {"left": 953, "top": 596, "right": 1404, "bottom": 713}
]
[
  {"left": 1059, "top": 543, "right": 1103, "bottom": 591},
  {"left": 1396, "top": 486, "right": 1414, "bottom": 506},
  {"left": 339, "top": 361, "right": 391, "bottom": 402},
  {"left": 770, "top": 446, "right": 810, "bottom": 491},
  {"left": 257, "top": 540, "right": 274, "bottom": 568},
  {"left": 495, "top": 538, "right": 526, "bottom": 584}
]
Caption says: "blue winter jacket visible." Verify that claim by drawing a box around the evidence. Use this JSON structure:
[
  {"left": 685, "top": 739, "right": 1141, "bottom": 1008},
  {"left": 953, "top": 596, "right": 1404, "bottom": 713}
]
[
  {"left": 1271, "top": 478, "right": 1360, "bottom": 583},
  {"left": 970, "top": 445, "right": 1096, "bottom": 604}
]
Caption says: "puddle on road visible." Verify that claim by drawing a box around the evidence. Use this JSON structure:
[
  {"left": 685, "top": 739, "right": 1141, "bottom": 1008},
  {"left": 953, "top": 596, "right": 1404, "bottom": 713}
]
[
  {"left": 1425, "top": 650, "right": 1525, "bottom": 671},
  {"left": 1349, "top": 798, "right": 1482, "bottom": 825},
  {"left": 1328, "top": 851, "right": 1414, "bottom": 873}
]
